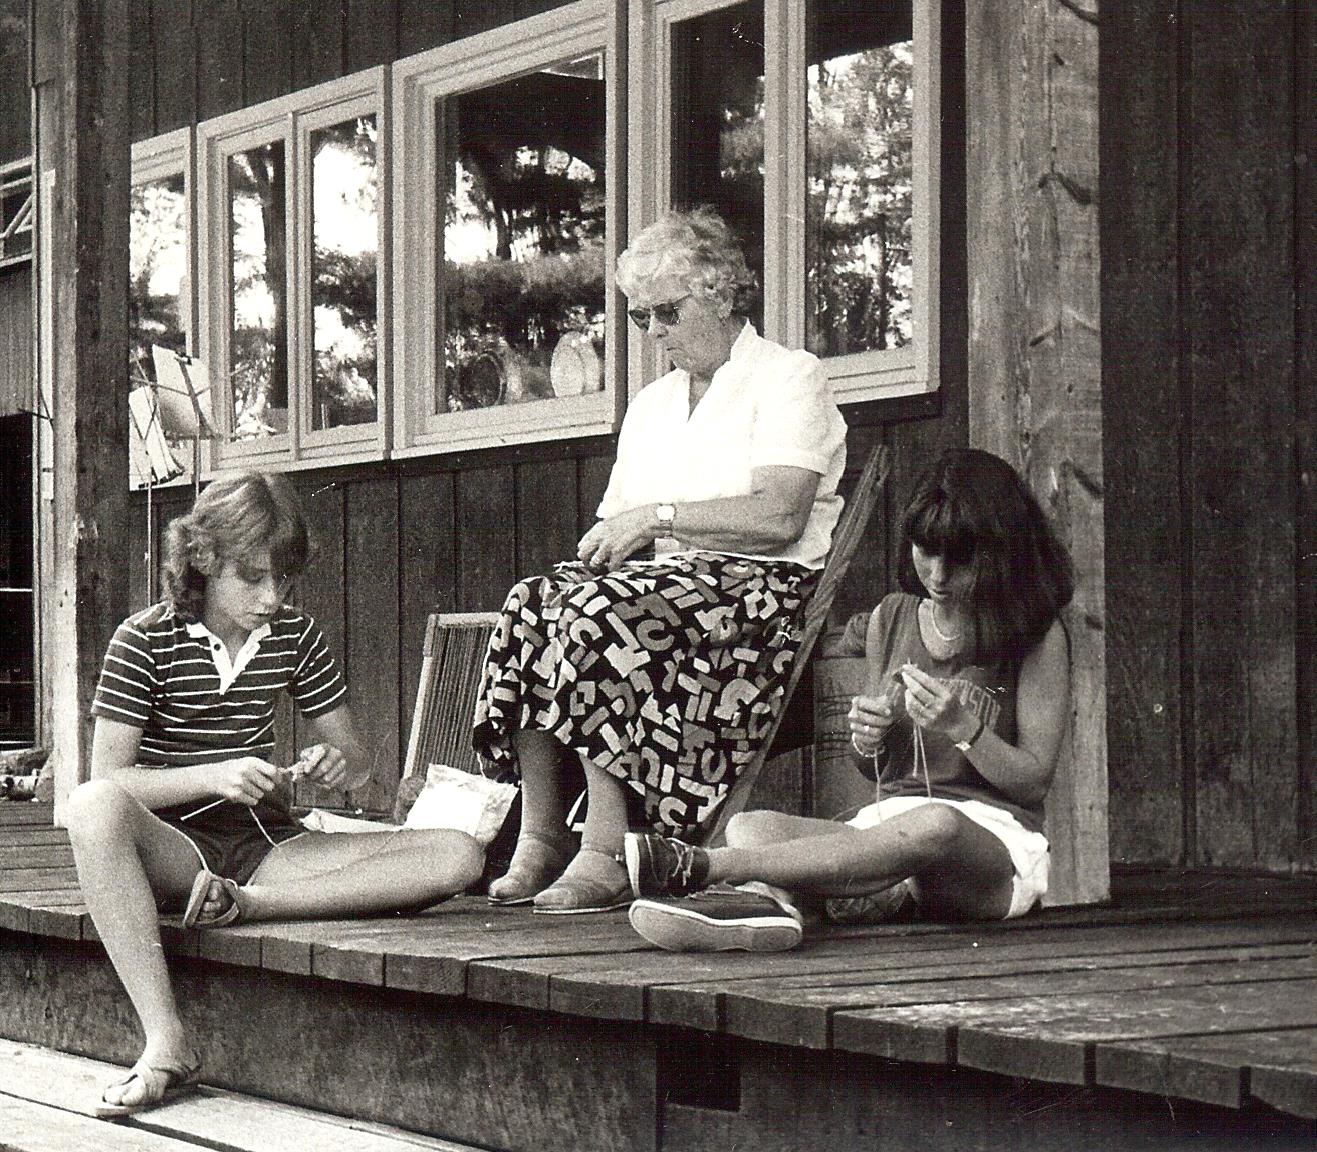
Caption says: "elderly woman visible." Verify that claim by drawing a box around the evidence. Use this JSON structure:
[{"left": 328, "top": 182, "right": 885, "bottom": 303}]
[{"left": 473, "top": 207, "right": 846, "bottom": 913}]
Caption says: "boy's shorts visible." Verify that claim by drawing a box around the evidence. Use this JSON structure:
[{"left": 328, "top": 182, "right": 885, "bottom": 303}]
[
  {"left": 156, "top": 799, "right": 307, "bottom": 904},
  {"left": 844, "top": 795, "right": 1050, "bottom": 919}
]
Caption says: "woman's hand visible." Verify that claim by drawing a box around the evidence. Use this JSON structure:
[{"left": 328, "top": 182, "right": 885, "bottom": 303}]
[
  {"left": 576, "top": 507, "right": 656, "bottom": 572},
  {"left": 897, "top": 665, "right": 979, "bottom": 744},
  {"left": 212, "top": 757, "right": 284, "bottom": 807},
  {"left": 290, "top": 742, "right": 351, "bottom": 790},
  {"left": 848, "top": 693, "right": 897, "bottom": 756}
]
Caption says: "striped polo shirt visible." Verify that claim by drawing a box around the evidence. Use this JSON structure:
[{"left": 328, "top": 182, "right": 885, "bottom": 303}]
[{"left": 91, "top": 601, "right": 346, "bottom": 767}]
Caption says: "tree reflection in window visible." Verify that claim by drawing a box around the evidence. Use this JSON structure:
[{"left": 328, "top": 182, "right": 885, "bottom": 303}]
[
  {"left": 806, "top": 1, "right": 914, "bottom": 357},
  {"left": 129, "top": 173, "right": 189, "bottom": 478},
  {"left": 311, "top": 116, "right": 378, "bottom": 430},
  {"left": 670, "top": 1, "right": 765, "bottom": 330},
  {"left": 229, "top": 141, "right": 288, "bottom": 438},
  {"left": 438, "top": 54, "right": 606, "bottom": 412}
]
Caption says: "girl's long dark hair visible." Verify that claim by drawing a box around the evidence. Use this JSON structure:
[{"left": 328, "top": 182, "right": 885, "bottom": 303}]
[{"left": 896, "top": 448, "right": 1074, "bottom": 664}]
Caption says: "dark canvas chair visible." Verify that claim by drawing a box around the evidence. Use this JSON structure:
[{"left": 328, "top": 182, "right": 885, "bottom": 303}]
[{"left": 394, "top": 442, "right": 892, "bottom": 846}]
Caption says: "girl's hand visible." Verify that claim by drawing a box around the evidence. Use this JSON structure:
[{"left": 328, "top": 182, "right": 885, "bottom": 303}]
[
  {"left": 898, "top": 665, "right": 978, "bottom": 743},
  {"left": 576, "top": 507, "right": 655, "bottom": 572},
  {"left": 214, "top": 757, "right": 283, "bottom": 806},
  {"left": 292, "top": 743, "right": 350, "bottom": 790},
  {"left": 848, "top": 694, "right": 897, "bottom": 756}
]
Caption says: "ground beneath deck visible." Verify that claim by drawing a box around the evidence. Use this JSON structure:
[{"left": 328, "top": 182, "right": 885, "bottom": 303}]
[{"left": 1, "top": 800, "right": 1315, "bottom": 1150}]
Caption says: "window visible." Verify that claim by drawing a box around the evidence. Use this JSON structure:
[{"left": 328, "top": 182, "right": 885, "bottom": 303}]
[
  {"left": 198, "top": 69, "right": 387, "bottom": 472},
  {"left": 392, "top": 0, "right": 622, "bottom": 455},
  {"left": 128, "top": 130, "right": 194, "bottom": 488},
  {"left": 0, "top": 159, "right": 33, "bottom": 268},
  {"left": 631, "top": 0, "right": 940, "bottom": 402}
]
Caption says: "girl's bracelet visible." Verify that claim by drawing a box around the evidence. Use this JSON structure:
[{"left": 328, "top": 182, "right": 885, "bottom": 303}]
[{"left": 851, "top": 731, "right": 885, "bottom": 758}]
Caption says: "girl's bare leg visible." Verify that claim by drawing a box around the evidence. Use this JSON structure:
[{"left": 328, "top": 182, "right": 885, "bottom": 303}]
[
  {"left": 713, "top": 805, "right": 1016, "bottom": 920},
  {"left": 64, "top": 780, "right": 205, "bottom": 1106}
]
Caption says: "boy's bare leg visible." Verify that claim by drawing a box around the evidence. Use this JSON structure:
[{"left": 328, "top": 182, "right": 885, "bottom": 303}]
[
  {"left": 712, "top": 806, "right": 1015, "bottom": 920},
  {"left": 230, "top": 827, "right": 484, "bottom": 920},
  {"left": 64, "top": 780, "right": 204, "bottom": 1106}
]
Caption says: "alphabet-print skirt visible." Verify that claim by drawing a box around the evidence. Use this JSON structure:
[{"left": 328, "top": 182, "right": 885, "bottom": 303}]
[{"left": 473, "top": 553, "right": 815, "bottom": 835}]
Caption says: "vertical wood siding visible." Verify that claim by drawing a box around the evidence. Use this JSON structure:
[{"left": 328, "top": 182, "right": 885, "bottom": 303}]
[{"left": 1104, "top": 0, "right": 1314, "bottom": 870}]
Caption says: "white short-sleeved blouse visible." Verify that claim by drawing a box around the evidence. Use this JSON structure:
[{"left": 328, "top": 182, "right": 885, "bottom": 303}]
[{"left": 596, "top": 324, "right": 847, "bottom": 570}]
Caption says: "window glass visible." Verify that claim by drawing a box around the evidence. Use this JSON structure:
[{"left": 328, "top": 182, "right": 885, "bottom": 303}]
[
  {"left": 311, "top": 115, "right": 379, "bottom": 430},
  {"left": 437, "top": 54, "right": 607, "bottom": 414},
  {"left": 669, "top": 1, "right": 764, "bottom": 329},
  {"left": 129, "top": 172, "right": 189, "bottom": 482},
  {"left": 806, "top": 0, "right": 914, "bottom": 357},
  {"left": 229, "top": 141, "right": 288, "bottom": 438}
]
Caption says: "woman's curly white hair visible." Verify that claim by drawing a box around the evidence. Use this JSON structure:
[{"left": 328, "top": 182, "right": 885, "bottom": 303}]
[{"left": 615, "top": 206, "right": 757, "bottom": 313}]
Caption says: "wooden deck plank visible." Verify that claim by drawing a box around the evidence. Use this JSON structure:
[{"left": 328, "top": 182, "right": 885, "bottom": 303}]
[
  {"left": 0, "top": 845, "right": 73, "bottom": 868},
  {"left": 834, "top": 977, "right": 1317, "bottom": 1086},
  {"left": 718, "top": 945, "right": 1317, "bottom": 1049},
  {"left": 643, "top": 915, "right": 1317, "bottom": 1033},
  {"left": 0, "top": 867, "right": 80, "bottom": 892},
  {"left": 0, "top": 802, "right": 55, "bottom": 827},
  {"left": 0, "top": 1096, "right": 201, "bottom": 1152},
  {"left": 0, "top": 1039, "right": 483, "bottom": 1150},
  {"left": 0, "top": 827, "right": 71, "bottom": 848},
  {"left": 1095, "top": 1028, "right": 1317, "bottom": 1114}
]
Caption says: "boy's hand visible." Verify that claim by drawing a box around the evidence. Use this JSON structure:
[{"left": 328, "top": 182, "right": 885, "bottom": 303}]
[
  {"left": 898, "top": 664, "right": 977, "bottom": 743},
  {"left": 292, "top": 743, "right": 350, "bottom": 789},
  {"left": 214, "top": 757, "right": 283, "bottom": 806}
]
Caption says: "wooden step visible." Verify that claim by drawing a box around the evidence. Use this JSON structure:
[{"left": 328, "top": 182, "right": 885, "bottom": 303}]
[{"left": 0, "top": 1040, "right": 480, "bottom": 1152}]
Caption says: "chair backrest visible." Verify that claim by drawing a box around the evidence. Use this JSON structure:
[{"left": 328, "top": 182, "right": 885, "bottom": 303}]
[
  {"left": 394, "top": 611, "right": 500, "bottom": 822},
  {"left": 701, "top": 441, "right": 891, "bottom": 845}
]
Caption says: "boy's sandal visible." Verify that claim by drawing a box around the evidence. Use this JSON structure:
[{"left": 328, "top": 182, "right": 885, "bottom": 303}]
[
  {"left": 487, "top": 831, "right": 571, "bottom": 906},
  {"left": 94, "top": 1055, "right": 201, "bottom": 1120},
  {"left": 182, "top": 870, "right": 244, "bottom": 929},
  {"left": 532, "top": 845, "right": 631, "bottom": 915}
]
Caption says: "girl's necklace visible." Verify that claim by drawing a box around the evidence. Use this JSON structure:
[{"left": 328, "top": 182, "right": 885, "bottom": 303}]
[{"left": 929, "top": 600, "right": 962, "bottom": 644}]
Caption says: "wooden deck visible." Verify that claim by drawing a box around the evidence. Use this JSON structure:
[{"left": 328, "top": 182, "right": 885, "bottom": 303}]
[{"left": 1, "top": 800, "right": 1315, "bottom": 1150}]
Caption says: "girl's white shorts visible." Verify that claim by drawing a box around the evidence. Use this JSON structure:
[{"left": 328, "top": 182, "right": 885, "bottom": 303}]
[{"left": 846, "top": 795, "right": 1050, "bottom": 919}]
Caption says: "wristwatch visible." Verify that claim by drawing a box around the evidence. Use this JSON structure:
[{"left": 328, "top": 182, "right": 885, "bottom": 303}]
[
  {"left": 955, "top": 717, "right": 986, "bottom": 754},
  {"left": 655, "top": 503, "right": 676, "bottom": 536}
]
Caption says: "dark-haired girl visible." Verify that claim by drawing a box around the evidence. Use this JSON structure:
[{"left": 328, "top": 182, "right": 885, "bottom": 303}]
[{"left": 624, "top": 448, "right": 1074, "bottom": 952}]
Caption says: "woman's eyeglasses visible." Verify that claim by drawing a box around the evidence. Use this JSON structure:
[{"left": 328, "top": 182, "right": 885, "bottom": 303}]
[{"left": 628, "top": 295, "right": 689, "bottom": 330}]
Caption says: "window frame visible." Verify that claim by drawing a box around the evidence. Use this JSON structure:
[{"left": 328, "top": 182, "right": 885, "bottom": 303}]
[
  {"left": 390, "top": 0, "right": 624, "bottom": 458},
  {"left": 197, "top": 67, "right": 389, "bottom": 474},
  {"left": 628, "top": 0, "right": 940, "bottom": 404},
  {"left": 128, "top": 128, "right": 196, "bottom": 490},
  {"left": 0, "top": 157, "right": 34, "bottom": 269}
]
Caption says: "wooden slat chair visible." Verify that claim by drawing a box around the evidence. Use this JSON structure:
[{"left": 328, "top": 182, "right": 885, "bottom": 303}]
[{"left": 394, "top": 442, "right": 892, "bottom": 848}]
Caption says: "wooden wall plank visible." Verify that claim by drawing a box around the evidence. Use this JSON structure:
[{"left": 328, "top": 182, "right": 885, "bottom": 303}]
[
  {"left": 515, "top": 459, "right": 578, "bottom": 579},
  {"left": 195, "top": 0, "right": 245, "bottom": 121},
  {"left": 1100, "top": 0, "right": 1185, "bottom": 865},
  {"left": 395, "top": 0, "right": 453, "bottom": 59},
  {"left": 292, "top": 479, "right": 346, "bottom": 783},
  {"left": 455, "top": 465, "right": 516, "bottom": 611},
  {"left": 292, "top": 2, "right": 345, "bottom": 91},
  {"left": 128, "top": 0, "right": 155, "bottom": 141},
  {"left": 151, "top": 1, "right": 195, "bottom": 134},
  {"left": 40, "top": 0, "right": 133, "bottom": 806},
  {"left": 0, "top": 0, "right": 28, "bottom": 165},
  {"left": 0, "top": 267, "right": 32, "bottom": 419},
  {"left": 241, "top": 0, "right": 293, "bottom": 107},
  {"left": 399, "top": 470, "right": 457, "bottom": 761},
  {"left": 1297, "top": 0, "right": 1317, "bottom": 866},
  {"left": 966, "top": 0, "right": 1105, "bottom": 903},
  {"left": 455, "top": 0, "right": 516, "bottom": 41},
  {"left": 1186, "top": 1, "right": 1299, "bottom": 868},
  {"left": 576, "top": 452, "right": 612, "bottom": 539},
  {"left": 346, "top": 0, "right": 397, "bottom": 72},
  {"left": 344, "top": 477, "right": 401, "bottom": 813}
]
